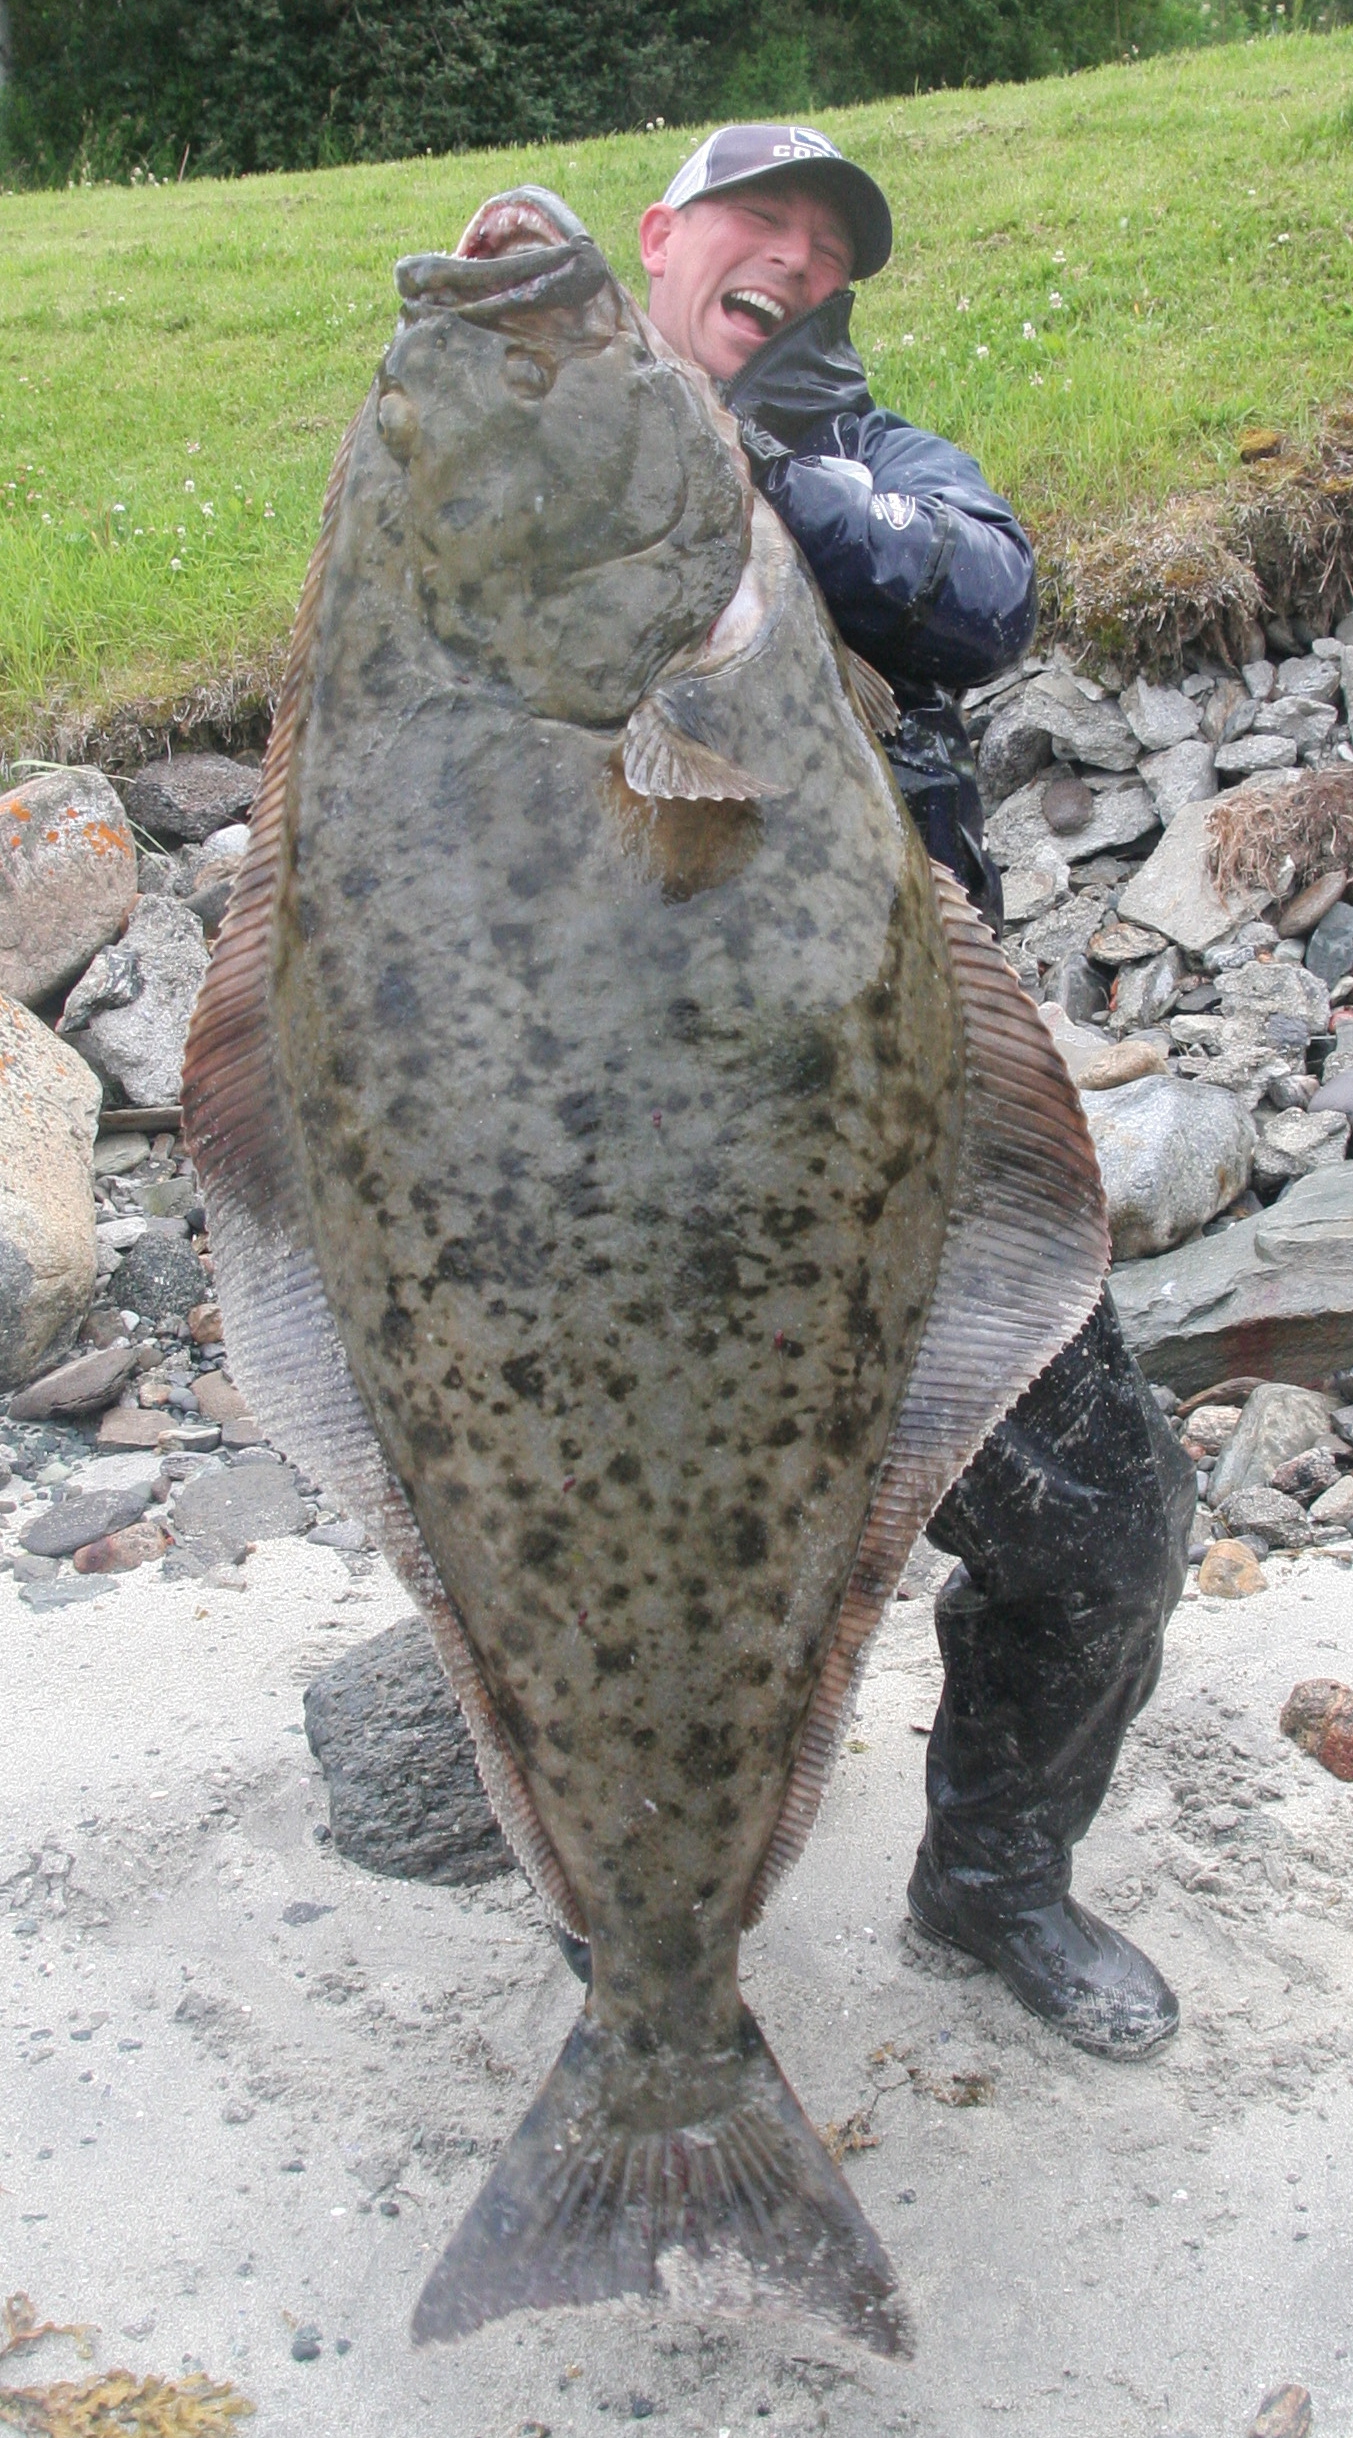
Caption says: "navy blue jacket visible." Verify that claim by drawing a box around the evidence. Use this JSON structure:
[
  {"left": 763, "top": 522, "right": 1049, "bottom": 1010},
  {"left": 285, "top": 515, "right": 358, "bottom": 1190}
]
[{"left": 722, "top": 290, "right": 1035, "bottom": 928}]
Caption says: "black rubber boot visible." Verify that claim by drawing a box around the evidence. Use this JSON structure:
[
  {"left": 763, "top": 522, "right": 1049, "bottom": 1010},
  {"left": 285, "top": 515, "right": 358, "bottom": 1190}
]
[
  {"left": 907, "top": 1290, "right": 1194, "bottom": 2053},
  {"left": 907, "top": 1846, "right": 1179, "bottom": 2058},
  {"left": 555, "top": 1926, "right": 592, "bottom": 1985}
]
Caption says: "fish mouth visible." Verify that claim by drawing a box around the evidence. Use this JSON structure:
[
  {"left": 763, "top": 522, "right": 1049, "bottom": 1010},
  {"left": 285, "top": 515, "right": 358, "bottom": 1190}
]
[
  {"left": 721, "top": 288, "right": 788, "bottom": 341},
  {"left": 395, "top": 187, "right": 607, "bottom": 324}
]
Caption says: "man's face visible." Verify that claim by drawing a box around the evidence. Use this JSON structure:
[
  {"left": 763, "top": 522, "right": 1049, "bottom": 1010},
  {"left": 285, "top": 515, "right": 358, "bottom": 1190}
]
[{"left": 638, "top": 178, "right": 853, "bottom": 382}]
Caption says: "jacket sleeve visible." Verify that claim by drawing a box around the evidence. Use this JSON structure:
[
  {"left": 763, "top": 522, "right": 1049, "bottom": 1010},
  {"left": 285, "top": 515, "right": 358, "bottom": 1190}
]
[{"left": 757, "top": 410, "right": 1036, "bottom": 692}]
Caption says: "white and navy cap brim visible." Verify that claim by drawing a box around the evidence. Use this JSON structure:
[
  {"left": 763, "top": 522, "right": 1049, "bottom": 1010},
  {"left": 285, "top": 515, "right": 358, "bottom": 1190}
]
[{"left": 662, "top": 123, "right": 892, "bottom": 279}]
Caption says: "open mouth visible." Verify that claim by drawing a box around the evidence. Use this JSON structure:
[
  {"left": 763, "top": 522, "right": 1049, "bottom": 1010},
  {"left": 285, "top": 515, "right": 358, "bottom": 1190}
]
[
  {"left": 722, "top": 289, "right": 787, "bottom": 340},
  {"left": 395, "top": 189, "right": 605, "bottom": 322}
]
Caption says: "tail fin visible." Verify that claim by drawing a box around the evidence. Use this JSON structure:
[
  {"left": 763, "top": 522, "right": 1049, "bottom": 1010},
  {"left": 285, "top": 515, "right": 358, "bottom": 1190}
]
[{"left": 412, "top": 2006, "right": 908, "bottom": 2357}]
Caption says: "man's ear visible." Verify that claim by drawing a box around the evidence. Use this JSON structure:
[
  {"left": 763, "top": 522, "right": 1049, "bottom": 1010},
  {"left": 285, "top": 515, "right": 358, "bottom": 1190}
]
[{"left": 638, "top": 202, "right": 677, "bottom": 282}]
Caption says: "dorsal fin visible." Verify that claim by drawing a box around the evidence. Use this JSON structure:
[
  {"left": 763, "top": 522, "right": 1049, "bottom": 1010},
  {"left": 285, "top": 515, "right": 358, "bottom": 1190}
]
[
  {"left": 181, "top": 410, "right": 584, "bottom": 1938},
  {"left": 743, "top": 865, "right": 1110, "bottom": 1922},
  {"left": 846, "top": 649, "right": 901, "bottom": 738}
]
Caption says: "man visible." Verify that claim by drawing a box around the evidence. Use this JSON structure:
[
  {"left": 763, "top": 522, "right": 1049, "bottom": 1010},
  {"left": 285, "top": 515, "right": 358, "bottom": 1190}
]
[{"left": 638, "top": 125, "right": 1196, "bottom": 2059}]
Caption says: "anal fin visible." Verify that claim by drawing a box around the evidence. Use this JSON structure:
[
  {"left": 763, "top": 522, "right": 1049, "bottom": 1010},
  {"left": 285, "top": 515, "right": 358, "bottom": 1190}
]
[
  {"left": 847, "top": 649, "right": 901, "bottom": 738},
  {"left": 412, "top": 2007, "right": 908, "bottom": 2357}
]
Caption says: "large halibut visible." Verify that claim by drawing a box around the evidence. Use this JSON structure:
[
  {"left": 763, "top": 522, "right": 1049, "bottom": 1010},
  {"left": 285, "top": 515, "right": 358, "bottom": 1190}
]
[{"left": 183, "top": 186, "right": 1108, "bottom": 2358}]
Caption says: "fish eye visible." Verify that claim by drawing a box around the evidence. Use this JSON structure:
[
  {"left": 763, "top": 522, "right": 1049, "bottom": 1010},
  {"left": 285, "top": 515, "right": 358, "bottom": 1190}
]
[
  {"left": 501, "top": 348, "right": 555, "bottom": 401},
  {"left": 377, "top": 385, "right": 419, "bottom": 463}
]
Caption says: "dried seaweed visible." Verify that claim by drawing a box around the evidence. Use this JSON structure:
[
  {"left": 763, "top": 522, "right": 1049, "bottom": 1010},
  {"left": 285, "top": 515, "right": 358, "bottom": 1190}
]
[
  {"left": 0, "top": 2298, "right": 252, "bottom": 2438},
  {"left": 1208, "top": 768, "right": 1353, "bottom": 898},
  {"left": 1039, "top": 400, "right": 1353, "bottom": 676},
  {"left": 0, "top": 2371, "right": 254, "bottom": 2436}
]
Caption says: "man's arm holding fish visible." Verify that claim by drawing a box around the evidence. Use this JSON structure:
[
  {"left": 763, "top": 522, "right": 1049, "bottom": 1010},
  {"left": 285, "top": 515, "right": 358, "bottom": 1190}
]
[{"left": 736, "top": 410, "right": 1037, "bottom": 692}]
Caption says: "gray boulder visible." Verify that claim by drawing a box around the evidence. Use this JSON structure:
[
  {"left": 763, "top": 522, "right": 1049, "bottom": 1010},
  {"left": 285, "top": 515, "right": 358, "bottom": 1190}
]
[
  {"left": 0, "top": 768, "right": 138, "bottom": 1008},
  {"left": 1255, "top": 697, "right": 1339, "bottom": 754},
  {"left": 986, "top": 775, "right": 1157, "bottom": 869},
  {"left": 114, "top": 1231, "right": 209, "bottom": 1324},
  {"left": 1026, "top": 676, "right": 1139, "bottom": 771},
  {"left": 118, "top": 753, "right": 257, "bottom": 845},
  {"left": 977, "top": 692, "right": 1053, "bottom": 806},
  {"left": 0, "top": 992, "right": 101, "bottom": 1391},
  {"left": 1215, "top": 1484, "right": 1314, "bottom": 1549},
  {"left": 1307, "top": 901, "right": 1353, "bottom": 989},
  {"left": 1109, "top": 946, "right": 1187, "bottom": 1035},
  {"left": 1121, "top": 678, "right": 1202, "bottom": 753},
  {"left": 1214, "top": 733, "right": 1298, "bottom": 778},
  {"left": 1252, "top": 1106, "right": 1349, "bottom": 1188},
  {"left": 1209, "top": 1382, "right": 1337, "bottom": 1506},
  {"left": 1276, "top": 654, "right": 1341, "bottom": 704},
  {"left": 1084, "top": 1074, "right": 1254, "bottom": 1260},
  {"left": 1138, "top": 741, "right": 1217, "bottom": 820},
  {"left": 1217, "top": 957, "right": 1330, "bottom": 1042},
  {"left": 1117, "top": 799, "right": 1272, "bottom": 952},
  {"left": 1111, "top": 1164, "right": 1353, "bottom": 1395},
  {"left": 302, "top": 1616, "right": 511, "bottom": 1887},
  {"left": 57, "top": 895, "right": 207, "bottom": 1108},
  {"left": 1002, "top": 843, "right": 1069, "bottom": 924}
]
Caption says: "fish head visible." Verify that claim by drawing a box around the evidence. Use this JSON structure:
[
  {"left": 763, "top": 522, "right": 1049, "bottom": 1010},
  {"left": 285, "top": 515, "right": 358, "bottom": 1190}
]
[{"left": 380, "top": 188, "right": 750, "bottom": 723}]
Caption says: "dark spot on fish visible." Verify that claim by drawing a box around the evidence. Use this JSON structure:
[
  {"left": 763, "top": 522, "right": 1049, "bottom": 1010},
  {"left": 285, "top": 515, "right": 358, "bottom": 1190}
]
[
  {"left": 685, "top": 1600, "right": 715, "bottom": 1638},
  {"left": 631, "top": 1724, "right": 656, "bottom": 1749},
  {"left": 380, "top": 1301, "right": 415, "bottom": 1358},
  {"left": 500, "top": 1352, "right": 546, "bottom": 1405},
  {"left": 441, "top": 1364, "right": 463, "bottom": 1390},
  {"left": 409, "top": 1416, "right": 454, "bottom": 1458},
  {"left": 374, "top": 967, "right": 419, "bottom": 1029},
  {"left": 678, "top": 1721, "right": 742, "bottom": 1785},
  {"left": 437, "top": 495, "right": 482, "bottom": 530},
  {"left": 786, "top": 1261, "right": 821, "bottom": 1287},
  {"left": 599, "top": 1583, "right": 631, "bottom": 1612},
  {"left": 545, "top": 1718, "right": 574, "bottom": 1754},
  {"left": 500, "top": 1620, "right": 533, "bottom": 1658},
  {"left": 521, "top": 1024, "right": 563, "bottom": 1069},
  {"left": 555, "top": 1088, "right": 602, "bottom": 1137},
  {"left": 761, "top": 1200, "right": 816, "bottom": 1244},
  {"left": 339, "top": 866, "right": 380, "bottom": 902},
  {"left": 503, "top": 1474, "right": 536, "bottom": 1503},
  {"left": 607, "top": 1450, "right": 642, "bottom": 1485},
  {"left": 467, "top": 1427, "right": 491, "bottom": 1453},
  {"left": 819, "top": 1394, "right": 867, "bottom": 1457},
  {"left": 666, "top": 997, "right": 702, "bottom": 1042},
  {"left": 594, "top": 1641, "right": 636, "bottom": 1674},
  {"left": 328, "top": 1047, "right": 361, "bottom": 1088},
  {"left": 713, "top": 1795, "right": 740, "bottom": 1830},
  {"left": 764, "top": 1416, "right": 800, "bottom": 1446},
  {"left": 518, "top": 1526, "right": 562, "bottom": 1570},
  {"left": 601, "top": 1368, "right": 637, "bottom": 1403},
  {"left": 726, "top": 1509, "right": 768, "bottom": 1569}
]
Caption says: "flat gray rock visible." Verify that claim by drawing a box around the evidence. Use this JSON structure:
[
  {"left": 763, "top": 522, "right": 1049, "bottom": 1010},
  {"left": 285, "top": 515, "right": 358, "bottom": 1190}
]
[
  {"left": 119, "top": 754, "right": 258, "bottom": 844},
  {"left": 1111, "top": 1164, "right": 1353, "bottom": 1395},
  {"left": 977, "top": 692, "right": 1053, "bottom": 806},
  {"left": 19, "top": 1477, "right": 155, "bottom": 1557},
  {"left": 1027, "top": 679, "right": 1138, "bottom": 770},
  {"left": 1307, "top": 901, "right": 1353, "bottom": 989},
  {"left": 0, "top": 998, "right": 101, "bottom": 1394},
  {"left": 1121, "top": 678, "right": 1202, "bottom": 753},
  {"left": 1117, "top": 798, "right": 1271, "bottom": 951},
  {"left": 8, "top": 1343, "right": 138, "bottom": 1421},
  {"left": 1275, "top": 654, "right": 1341, "bottom": 704},
  {"left": 1085, "top": 1074, "right": 1254, "bottom": 1261},
  {"left": 1209, "top": 1382, "right": 1336, "bottom": 1507},
  {"left": 303, "top": 1616, "right": 511, "bottom": 1886},
  {"left": 170, "top": 1459, "right": 310, "bottom": 1561},
  {"left": 1138, "top": 739, "right": 1217, "bottom": 820},
  {"left": 1215, "top": 1483, "right": 1315, "bottom": 1548},
  {"left": 1214, "top": 733, "right": 1298, "bottom": 777},
  {"left": 57, "top": 895, "right": 208, "bottom": 1109}
]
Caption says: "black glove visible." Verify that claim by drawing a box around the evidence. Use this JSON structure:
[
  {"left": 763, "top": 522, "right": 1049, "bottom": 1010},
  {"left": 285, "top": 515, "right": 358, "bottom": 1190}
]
[{"left": 736, "top": 416, "right": 793, "bottom": 488}]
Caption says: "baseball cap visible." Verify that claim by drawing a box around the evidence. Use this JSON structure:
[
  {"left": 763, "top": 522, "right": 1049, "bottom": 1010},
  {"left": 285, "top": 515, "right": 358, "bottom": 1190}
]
[{"left": 661, "top": 123, "right": 892, "bottom": 280}]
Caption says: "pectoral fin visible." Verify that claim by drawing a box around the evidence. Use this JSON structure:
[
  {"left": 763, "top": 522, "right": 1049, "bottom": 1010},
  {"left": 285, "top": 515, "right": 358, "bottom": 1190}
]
[
  {"left": 847, "top": 650, "right": 901, "bottom": 738},
  {"left": 622, "top": 691, "right": 775, "bottom": 804}
]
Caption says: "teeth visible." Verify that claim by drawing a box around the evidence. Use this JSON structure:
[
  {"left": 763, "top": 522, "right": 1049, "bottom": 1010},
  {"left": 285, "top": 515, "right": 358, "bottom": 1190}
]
[{"left": 726, "top": 290, "right": 786, "bottom": 326}]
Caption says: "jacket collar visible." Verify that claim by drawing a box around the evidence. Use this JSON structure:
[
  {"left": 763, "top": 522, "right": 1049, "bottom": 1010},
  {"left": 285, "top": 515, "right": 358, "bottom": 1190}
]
[{"left": 719, "top": 288, "right": 874, "bottom": 443}]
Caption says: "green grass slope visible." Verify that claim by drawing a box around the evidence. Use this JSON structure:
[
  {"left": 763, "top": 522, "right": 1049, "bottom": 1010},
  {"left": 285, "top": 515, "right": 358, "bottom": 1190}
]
[{"left": 1, "top": 32, "right": 1350, "bottom": 756}]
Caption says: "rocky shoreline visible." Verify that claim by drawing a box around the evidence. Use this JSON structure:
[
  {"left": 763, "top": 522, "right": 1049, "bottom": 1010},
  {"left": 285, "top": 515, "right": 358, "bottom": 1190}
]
[{"left": 3, "top": 612, "right": 1353, "bottom": 1618}]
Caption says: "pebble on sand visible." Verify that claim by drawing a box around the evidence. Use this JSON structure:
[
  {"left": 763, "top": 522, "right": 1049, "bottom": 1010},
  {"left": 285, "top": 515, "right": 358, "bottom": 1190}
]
[
  {"left": 1279, "top": 1681, "right": 1353, "bottom": 1781},
  {"left": 1196, "top": 1539, "right": 1267, "bottom": 1598},
  {"left": 1247, "top": 2385, "right": 1313, "bottom": 2438}
]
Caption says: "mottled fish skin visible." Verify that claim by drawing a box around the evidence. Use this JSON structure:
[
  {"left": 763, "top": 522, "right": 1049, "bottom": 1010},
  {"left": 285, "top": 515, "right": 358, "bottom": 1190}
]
[
  {"left": 185, "top": 189, "right": 1109, "bottom": 2358},
  {"left": 274, "top": 324, "right": 961, "bottom": 2058}
]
